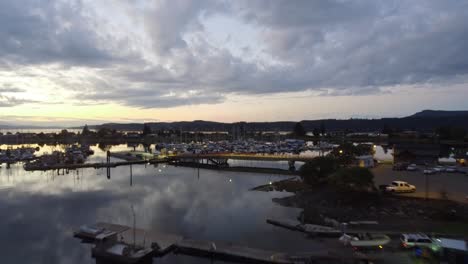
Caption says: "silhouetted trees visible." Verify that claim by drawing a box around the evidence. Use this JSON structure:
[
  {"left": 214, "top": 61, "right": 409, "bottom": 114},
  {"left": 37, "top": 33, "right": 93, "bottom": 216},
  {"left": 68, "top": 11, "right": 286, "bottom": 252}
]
[
  {"left": 97, "top": 127, "right": 113, "bottom": 137},
  {"left": 82, "top": 124, "right": 91, "bottom": 136},
  {"left": 293, "top": 122, "right": 306, "bottom": 137},
  {"left": 312, "top": 128, "right": 320, "bottom": 137},
  {"left": 382, "top": 124, "right": 393, "bottom": 135},
  {"left": 299, "top": 157, "right": 339, "bottom": 185},
  {"left": 142, "top": 123, "right": 152, "bottom": 136},
  {"left": 320, "top": 121, "right": 326, "bottom": 135},
  {"left": 328, "top": 143, "right": 374, "bottom": 165},
  {"left": 436, "top": 126, "right": 466, "bottom": 140},
  {"left": 329, "top": 167, "right": 374, "bottom": 191},
  {"left": 299, "top": 157, "right": 375, "bottom": 191}
]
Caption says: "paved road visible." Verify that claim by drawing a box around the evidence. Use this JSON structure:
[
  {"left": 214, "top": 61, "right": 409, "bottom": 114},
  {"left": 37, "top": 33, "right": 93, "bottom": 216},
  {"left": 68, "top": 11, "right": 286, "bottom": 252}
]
[{"left": 372, "top": 164, "right": 468, "bottom": 204}]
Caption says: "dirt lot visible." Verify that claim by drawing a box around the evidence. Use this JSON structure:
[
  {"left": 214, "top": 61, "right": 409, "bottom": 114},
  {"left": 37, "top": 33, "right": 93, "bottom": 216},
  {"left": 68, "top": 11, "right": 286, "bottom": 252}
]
[{"left": 372, "top": 164, "right": 468, "bottom": 203}]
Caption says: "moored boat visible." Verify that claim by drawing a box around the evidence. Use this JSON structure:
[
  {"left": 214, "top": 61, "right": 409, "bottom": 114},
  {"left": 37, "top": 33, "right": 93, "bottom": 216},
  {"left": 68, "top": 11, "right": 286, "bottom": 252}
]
[{"left": 339, "top": 233, "right": 391, "bottom": 248}]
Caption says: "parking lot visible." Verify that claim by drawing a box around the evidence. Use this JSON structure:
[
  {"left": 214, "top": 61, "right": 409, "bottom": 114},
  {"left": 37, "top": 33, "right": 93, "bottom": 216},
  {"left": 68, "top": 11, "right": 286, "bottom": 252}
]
[{"left": 372, "top": 164, "right": 468, "bottom": 203}]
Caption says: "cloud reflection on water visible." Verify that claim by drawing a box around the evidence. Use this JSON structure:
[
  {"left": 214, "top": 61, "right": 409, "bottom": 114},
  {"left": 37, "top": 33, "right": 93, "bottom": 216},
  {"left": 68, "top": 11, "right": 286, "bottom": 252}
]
[{"left": 0, "top": 146, "right": 316, "bottom": 264}]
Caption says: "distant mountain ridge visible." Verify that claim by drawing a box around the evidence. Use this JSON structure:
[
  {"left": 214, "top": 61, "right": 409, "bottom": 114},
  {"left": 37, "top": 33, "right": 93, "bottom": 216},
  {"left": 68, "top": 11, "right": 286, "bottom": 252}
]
[
  {"left": 87, "top": 110, "right": 468, "bottom": 133},
  {"left": 409, "top": 110, "right": 468, "bottom": 118},
  {"left": 2, "top": 110, "right": 466, "bottom": 132},
  {"left": 0, "top": 123, "right": 62, "bottom": 130}
]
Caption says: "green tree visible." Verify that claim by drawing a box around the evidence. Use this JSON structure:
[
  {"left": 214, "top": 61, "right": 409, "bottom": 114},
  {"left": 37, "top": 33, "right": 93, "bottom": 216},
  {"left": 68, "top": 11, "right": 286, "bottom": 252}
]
[
  {"left": 320, "top": 121, "right": 326, "bottom": 135},
  {"left": 299, "top": 156, "right": 339, "bottom": 185},
  {"left": 436, "top": 126, "right": 466, "bottom": 140},
  {"left": 436, "top": 126, "right": 451, "bottom": 139},
  {"left": 97, "top": 127, "right": 112, "bottom": 138},
  {"left": 82, "top": 124, "right": 91, "bottom": 136},
  {"left": 328, "top": 143, "right": 374, "bottom": 165},
  {"left": 142, "top": 123, "right": 152, "bottom": 136},
  {"left": 450, "top": 127, "right": 466, "bottom": 140},
  {"left": 98, "top": 142, "right": 112, "bottom": 152},
  {"left": 382, "top": 124, "right": 393, "bottom": 135},
  {"left": 293, "top": 122, "right": 306, "bottom": 137},
  {"left": 312, "top": 127, "right": 320, "bottom": 137},
  {"left": 329, "top": 167, "right": 375, "bottom": 191}
]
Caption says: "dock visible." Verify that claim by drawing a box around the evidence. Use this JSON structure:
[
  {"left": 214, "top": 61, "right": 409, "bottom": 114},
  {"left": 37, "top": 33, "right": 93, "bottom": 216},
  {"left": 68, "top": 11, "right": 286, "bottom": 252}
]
[
  {"left": 172, "top": 153, "right": 317, "bottom": 162},
  {"left": 266, "top": 219, "right": 342, "bottom": 237},
  {"left": 73, "top": 222, "right": 364, "bottom": 264},
  {"left": 174, "top": 239, "right": 293, "bottom": 264},
  {"left": 74, "top": 222, "right": 183, "bottom": 255},
  {"left": 23, "top": 151, "right": 316, "bottom": 173},
  {"left": 23, "top": 158, "right": 168, "bottom": 171},
  {"left": 266, "top": 218, "right": 467, "bottom": 240}
]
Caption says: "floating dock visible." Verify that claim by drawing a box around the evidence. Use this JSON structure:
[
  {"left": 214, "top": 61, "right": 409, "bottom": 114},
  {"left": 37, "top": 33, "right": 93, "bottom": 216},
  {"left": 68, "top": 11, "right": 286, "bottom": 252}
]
[
  {"left": 174, "top": 239, "right": 292, "bottom": 264},
  {"left": 73, "top": 222, "right": 366, "bottom": 264},
  {"left": 266, "top": 219, "right": 342, "bottom": 237},
  {"left": 74, "top": 222, "right": 183, "bottom": 256},
  {"left": 23, "top": 159, "right": 167, "bottom": 171}
]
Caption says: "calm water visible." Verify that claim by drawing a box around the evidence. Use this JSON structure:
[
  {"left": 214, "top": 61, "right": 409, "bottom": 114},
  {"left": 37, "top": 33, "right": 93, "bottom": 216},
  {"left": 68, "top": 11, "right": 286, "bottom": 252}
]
[{"left": 0, "top": 145, "right": 323, "bottom": 264}]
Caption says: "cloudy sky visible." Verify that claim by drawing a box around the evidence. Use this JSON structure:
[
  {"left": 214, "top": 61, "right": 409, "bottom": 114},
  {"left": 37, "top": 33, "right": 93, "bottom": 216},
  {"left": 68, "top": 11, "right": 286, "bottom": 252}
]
[{"left": 1, "top": 0, "right": 467, "bottom": 126}]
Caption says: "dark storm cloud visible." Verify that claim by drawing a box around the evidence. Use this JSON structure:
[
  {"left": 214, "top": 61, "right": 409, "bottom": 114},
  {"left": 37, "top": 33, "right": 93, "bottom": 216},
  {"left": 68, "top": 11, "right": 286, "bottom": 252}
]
[
  {"left": 0, "top": 0, "right": 134, "bottom": 67},
  {"left": 228, "top": 0, "right": 468, "bottom": 89},
  {"left": 1, "top": 0, "right": 468, "bottom": 108},
  {"left": 115, "top": 0, "right": 468, "bottom": 107}
]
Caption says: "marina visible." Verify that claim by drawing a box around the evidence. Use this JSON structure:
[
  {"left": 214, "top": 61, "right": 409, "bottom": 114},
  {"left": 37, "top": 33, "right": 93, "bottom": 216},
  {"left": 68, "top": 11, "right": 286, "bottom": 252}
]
[{"left": 1, "top": 143, "right": 467, "bottom": 264}]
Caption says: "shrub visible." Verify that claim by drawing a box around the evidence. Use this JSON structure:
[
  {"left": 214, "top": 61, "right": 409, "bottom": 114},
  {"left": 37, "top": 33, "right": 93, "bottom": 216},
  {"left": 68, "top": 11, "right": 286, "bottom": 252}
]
[
  {"left": 299, "top": 156, "right": 339, "bottom": 185},
  {"left": 329, "top": 167, "right": 375, "bottom": 191}
]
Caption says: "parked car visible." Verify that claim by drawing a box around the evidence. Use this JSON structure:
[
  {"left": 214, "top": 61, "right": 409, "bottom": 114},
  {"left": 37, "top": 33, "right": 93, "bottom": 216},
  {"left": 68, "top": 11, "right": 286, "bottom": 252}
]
[
  {"left": 400, "top": 233, "right": 436, "bottom": 249},
  {"left": 393, "top": 162, "right": 409, "bottom": 171},
  {"left": 445, "top": 166, "right": 457, "bottom": 173},
  {"left": 423, "top": 169, "right": 436, "bottom": 175},
  {"left": 407, "top": 164, "right": 418, "bottom": 171},
  {"left": 385, "top": 181, "right": 416, "bottom": 193}
]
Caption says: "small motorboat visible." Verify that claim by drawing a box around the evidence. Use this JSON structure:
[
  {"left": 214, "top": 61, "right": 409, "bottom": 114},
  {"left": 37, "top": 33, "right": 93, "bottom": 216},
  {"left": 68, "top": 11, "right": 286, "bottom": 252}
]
[{"left": 339, "top": 233, "right": 391, "bottom": 248}]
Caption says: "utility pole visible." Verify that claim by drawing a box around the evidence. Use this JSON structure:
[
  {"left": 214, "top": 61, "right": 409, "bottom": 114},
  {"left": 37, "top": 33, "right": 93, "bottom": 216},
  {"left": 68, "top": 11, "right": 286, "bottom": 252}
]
[
  {"left": 130, "top": 164, "right": 133, "bottom": 186},
  {"left": 131, "top": 205, "right": 136, "bottom": 249}
]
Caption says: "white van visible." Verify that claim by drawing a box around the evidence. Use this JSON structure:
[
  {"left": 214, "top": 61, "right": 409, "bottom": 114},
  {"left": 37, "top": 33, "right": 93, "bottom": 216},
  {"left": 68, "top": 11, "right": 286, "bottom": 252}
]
[{"left": 400, "top": 233, "right": 434, "bottom": 249}]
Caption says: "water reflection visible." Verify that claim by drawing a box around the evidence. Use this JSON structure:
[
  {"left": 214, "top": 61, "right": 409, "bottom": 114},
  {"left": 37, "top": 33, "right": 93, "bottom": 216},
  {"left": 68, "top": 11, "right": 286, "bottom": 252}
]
[{"left": 0, "top": 145, "right": 320, "bottom": 264}]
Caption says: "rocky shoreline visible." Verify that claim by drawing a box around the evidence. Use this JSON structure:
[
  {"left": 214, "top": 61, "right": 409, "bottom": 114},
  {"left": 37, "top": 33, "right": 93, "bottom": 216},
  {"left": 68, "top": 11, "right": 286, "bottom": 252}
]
[{"left": 261, "top": 179, "right": 468, "bottom": 236}]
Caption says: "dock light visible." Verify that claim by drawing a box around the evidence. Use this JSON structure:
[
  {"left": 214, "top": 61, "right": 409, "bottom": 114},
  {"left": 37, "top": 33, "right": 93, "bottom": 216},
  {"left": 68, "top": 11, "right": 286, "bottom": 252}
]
[
  {"left": 339, "top": 150, "right": 343, "bottom": 154},
  {"left": 373, "top": 145, "right": 377, "bottom": 148},
  {"left": 269, "top": 181, "right": 272, "bottom": 185},
  {"left": 378, "top": 245, "right": 383, "bottom": 249}
]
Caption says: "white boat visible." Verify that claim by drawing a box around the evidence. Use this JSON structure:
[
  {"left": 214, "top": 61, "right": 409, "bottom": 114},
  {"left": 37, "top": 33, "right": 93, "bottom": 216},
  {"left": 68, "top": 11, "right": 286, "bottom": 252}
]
[
  {"left": 92, "top": 242, "right": 154, "bottom": 264},
  {"left": 339, "top": 233, "right": 391, "bottom": 248}
]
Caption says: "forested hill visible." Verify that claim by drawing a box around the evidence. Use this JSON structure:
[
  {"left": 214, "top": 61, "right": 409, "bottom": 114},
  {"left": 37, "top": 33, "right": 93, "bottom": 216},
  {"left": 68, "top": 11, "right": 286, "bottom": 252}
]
[{"left": 88, "top": 110, "right": 468, "bottom": 132}]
